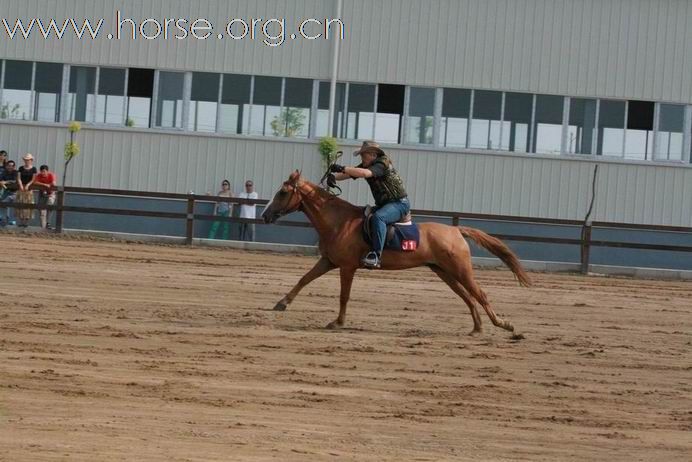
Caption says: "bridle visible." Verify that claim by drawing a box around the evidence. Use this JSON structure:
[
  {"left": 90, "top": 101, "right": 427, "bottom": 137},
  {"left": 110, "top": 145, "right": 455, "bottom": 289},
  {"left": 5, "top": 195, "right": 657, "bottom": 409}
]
[{"left": 272, "top": 153, "right": 344, "bottom": 220}]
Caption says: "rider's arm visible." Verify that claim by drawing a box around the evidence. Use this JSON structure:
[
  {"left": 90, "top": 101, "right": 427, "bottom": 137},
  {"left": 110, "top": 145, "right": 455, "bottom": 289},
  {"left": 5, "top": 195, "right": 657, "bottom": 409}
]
[
  {"left": 333, "top": 171, "right": 361, "bottom": 181},
  {"left": 341, "top": 167, "right": 373, "bottom": 179},
  {"left": 333, "top": 162, "right": 385, "bottom": 181}
]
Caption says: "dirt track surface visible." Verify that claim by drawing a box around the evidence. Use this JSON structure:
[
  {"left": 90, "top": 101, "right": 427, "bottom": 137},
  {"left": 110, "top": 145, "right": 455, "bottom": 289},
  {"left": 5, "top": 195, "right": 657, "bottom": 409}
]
[{"left": 0, "top": 234, "right": 690, "bottom": 461}]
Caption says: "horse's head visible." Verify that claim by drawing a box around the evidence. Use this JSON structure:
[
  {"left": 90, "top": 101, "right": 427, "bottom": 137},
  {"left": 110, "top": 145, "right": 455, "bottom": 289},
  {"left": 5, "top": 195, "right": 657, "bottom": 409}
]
[{"left": 262, "top": 170, "right": 304, "bottom": 224}]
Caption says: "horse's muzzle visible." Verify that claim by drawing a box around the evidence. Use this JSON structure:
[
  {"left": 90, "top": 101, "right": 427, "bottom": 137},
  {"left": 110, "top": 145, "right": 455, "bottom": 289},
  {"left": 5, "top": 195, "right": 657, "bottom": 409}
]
[{"left": 262, "top": 211, "right": 280, "bottom": 224}]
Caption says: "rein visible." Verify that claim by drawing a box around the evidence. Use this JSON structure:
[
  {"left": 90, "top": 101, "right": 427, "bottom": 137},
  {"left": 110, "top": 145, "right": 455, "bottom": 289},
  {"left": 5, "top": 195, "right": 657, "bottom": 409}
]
[{"left": 319, "top": 151, "right": 344, "bottom": 196}]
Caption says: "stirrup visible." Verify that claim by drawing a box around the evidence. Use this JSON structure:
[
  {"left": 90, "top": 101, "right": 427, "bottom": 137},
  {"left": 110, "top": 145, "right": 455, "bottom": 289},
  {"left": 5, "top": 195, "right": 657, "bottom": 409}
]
[{"left": 362, "top": 251, "right": 381, "bottom": 269}]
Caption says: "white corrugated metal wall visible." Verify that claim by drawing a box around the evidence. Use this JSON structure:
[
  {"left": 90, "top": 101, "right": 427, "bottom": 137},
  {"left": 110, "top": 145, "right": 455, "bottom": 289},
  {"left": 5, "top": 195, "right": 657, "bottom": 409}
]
[{"left": 0, "top": 121, "right": 690, "bottom": 226}]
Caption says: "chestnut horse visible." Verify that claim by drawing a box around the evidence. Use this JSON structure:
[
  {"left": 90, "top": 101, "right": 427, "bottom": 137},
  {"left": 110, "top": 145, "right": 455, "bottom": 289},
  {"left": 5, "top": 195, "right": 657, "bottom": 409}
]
[{"left": 262, "top": 171, "right": 531, "bottom": 335}]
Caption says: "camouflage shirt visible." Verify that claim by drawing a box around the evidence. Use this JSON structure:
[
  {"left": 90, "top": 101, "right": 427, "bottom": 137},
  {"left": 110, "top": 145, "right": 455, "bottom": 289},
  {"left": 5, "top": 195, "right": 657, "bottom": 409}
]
[{"left": 355, "top": 155, "right": 408, "bottom": 207}]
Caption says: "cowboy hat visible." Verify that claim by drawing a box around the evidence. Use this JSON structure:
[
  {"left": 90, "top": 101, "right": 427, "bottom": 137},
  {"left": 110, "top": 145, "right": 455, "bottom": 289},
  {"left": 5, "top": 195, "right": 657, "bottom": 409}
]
[
  {"left": 22, "top": 153, "right": 34, "bottom": 161},
  {"left": 353, "top": 140, "right": 385, "bottom": 157}
]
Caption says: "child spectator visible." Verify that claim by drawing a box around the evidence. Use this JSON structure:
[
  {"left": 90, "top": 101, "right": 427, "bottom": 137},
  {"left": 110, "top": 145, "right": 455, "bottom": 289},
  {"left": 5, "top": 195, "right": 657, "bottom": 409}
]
[{"left": 34, "top": 164, "right": 57, "bottom": 229}]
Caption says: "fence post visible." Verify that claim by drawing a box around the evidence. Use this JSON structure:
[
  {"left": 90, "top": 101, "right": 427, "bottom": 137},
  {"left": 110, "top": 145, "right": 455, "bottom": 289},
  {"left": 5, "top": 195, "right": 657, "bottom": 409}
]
[
  {"left": 452, "top": 215, "right": 460, "bottom": 227},
  {"left": 580, "top": 224, "right": 592, "bottom": 274},
  {"left": 185, "top": 194, "right": 195, "bottom": 245},
  {"left": 55, "top": 187, "right": 65, "bottom": 234}
]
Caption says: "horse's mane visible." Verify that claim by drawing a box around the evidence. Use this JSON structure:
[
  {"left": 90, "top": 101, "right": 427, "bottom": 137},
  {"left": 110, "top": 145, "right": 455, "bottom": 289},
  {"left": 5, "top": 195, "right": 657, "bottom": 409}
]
[{"left": 299, "top": 179, "right": 361, "bottom": 212}]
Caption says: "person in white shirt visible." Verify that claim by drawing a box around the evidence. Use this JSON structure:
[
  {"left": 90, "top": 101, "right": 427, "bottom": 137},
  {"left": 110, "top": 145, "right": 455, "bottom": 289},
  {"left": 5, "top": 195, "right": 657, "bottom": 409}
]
[{"left": 238, "top": 180, "right": 258, "bottom": 241}]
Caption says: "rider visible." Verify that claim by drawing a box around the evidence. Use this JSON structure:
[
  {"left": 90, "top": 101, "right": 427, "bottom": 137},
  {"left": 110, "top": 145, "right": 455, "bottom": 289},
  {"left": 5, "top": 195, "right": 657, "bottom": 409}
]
[{"left": 329, "top": 141, "right": 410, "bottom": 269}]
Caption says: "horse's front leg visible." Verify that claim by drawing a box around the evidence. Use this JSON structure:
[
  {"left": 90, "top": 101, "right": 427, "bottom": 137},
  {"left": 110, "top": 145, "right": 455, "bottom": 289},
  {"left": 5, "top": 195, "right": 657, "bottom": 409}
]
[
  {"left": 274, "top": 257, "right": 336, "bottom": 311},
  {"left": 326, "top": 267, "right": 357, "bottom": 329}
]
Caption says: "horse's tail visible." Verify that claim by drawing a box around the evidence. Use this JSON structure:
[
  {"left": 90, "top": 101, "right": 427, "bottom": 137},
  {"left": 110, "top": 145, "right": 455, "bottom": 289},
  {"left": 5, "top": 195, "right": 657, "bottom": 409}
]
[{"left": 459, "top": 226, "right": 532, "bottom": 287}]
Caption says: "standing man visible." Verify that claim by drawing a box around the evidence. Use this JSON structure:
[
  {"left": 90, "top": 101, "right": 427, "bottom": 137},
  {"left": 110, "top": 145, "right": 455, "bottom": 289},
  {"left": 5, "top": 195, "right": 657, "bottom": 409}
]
[
  {"left": 238, "top": 180, "right": 258, "bottom": 241},
  {"left": 0, "top": 160, "right": 18, "bottom": 226},
  {"left": 34, "top": 164, "right": 57, "bottom": 229}
]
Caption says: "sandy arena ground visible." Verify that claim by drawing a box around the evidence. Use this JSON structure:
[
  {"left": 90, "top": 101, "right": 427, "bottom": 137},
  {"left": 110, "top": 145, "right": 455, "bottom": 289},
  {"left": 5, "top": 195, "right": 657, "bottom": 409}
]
[{"left": 0, "top": 233, "right": 690, "bottom": 461}]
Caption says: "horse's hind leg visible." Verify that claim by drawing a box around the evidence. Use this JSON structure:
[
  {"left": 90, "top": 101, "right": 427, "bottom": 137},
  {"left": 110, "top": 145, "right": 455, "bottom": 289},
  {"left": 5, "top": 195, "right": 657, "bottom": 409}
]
[
  {"left": 429, "top": 265, "right": 483, "bottom": 335},
  {"left": 440, "top": 256, "right": 515, "bottom": 332},
  {"left": 274, "top": 257, "right": 336, "bottom": 311}
]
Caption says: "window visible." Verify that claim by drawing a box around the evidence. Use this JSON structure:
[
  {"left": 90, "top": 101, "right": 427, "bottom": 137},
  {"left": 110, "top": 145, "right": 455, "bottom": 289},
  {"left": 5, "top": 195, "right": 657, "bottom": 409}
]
[
  {"left": 3, "top": 60, "right": 33, "bottom": 120},
  {"left": 34, "top": 62, "right": 63, "bottom": 122},
  {"left": 501, "top": 92, "right": 532, "bottom": 152},
  {"left": 126, "top": 68, "right": 154, "bottom": 128},
  {"left": 532, "top": 95, "right": 563, "bottom": 154},
  {"left": 67, "top": 66, "right": 96, "bottom": 122},
  {"left": 188, "top": 72, "right": 219, "bottom": 132},
  {"left": 625, "top": 100, "right": 654, "bottom": 160},
  {"left": 469, "top": 90, "right": 501, "bottom": 150},
  {"left": 250, "top": 76, "right": 282, "bottom": 136},
  {"left": 405, "top": 87, "right": 435, "bottom": 144},
  {"left": 96, "top": 67, "right": 126, "bottom": 124},
  {"left": 219, "top": 74, "right": 251, "bottom": 134},
  {"left": 375, "top": 84, "right": 404, "bottom": 144},
  {"left": 346, "top": 83, "right": 375, "bottom": 140},
  {"left": 280, "top": 78, "right": 312, "bottom": 138},
  {"left": 316, "top": 81, "right": 346, "bottom": 138},
  {"left": 567, "top": 98, "right": 597, "bottom": 154},
  {"left": 655, "top": 104, "right": 684, "bottom": 161},
  {"left": 597, "top": 100, "right": 625, "bottom": 156},
  {"left": 441, "top": 88, "right": 471, "bottom": 148},
  {"left": 155, "top": 71, "right": 184, "bottom": 129}
]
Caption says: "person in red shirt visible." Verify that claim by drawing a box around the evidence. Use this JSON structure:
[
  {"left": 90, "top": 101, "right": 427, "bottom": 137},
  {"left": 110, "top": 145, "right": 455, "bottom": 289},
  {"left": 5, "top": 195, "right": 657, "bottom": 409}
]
[{"left": 34, "top": 164, "right": 57, "bottom": 229}]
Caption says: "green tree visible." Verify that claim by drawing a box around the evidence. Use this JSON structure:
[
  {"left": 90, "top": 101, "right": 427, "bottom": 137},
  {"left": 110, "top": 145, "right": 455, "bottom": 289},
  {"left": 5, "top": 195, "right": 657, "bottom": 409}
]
[
  {"left": 416, "top": 116, "right": 434, "bottom": 144},
  {"left": 0, "top": 103, "right": 21, "bottom": 119},
  {"left": 63, "top": 122, "right": 81, "bottom": 186},
  {"left": 318, "top": 137, "right": 339, "bottom": 170},
  {"left": 271, "top": 108, "right": 307, "bottom": 137}
]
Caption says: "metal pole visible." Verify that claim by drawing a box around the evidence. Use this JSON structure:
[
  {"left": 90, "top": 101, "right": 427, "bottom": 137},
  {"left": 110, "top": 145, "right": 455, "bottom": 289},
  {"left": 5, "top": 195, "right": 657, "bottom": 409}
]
[
  {"left": 55, "top": 187, "right": 65, "bottom": 234},
  {"left": 327, "top": 0, "right": 343, "bottom": 137},
  {"left": 185, "top": 195, "right": 195, "bottom": 245}
]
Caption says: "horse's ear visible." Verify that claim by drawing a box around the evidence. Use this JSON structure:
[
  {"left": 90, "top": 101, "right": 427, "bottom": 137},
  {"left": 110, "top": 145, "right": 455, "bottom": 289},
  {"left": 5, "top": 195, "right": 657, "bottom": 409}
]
[{"left": 289, "top": 170, "right": 300, "bottom": 184}]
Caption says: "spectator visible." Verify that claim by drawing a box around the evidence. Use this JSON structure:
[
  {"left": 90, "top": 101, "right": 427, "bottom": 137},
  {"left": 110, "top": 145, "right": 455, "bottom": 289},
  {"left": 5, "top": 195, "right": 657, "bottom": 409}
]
[
  {"left": 16, "top": 153, "right": 37, "bottom": 228},
  {"left": 0, "top": 150, "right": 8, "bottom": 176},
  {"left": 0, "top": 160, "right": 18, "bottom": 226},
  {"left": 208, "top": 179, "right": 233, "bottom": 240},
  {"left": 34, "top": 164, "right": 57, "bottom": 229},
  {"left": 238, "top": 180, "right": 258, "bottom": 241}
]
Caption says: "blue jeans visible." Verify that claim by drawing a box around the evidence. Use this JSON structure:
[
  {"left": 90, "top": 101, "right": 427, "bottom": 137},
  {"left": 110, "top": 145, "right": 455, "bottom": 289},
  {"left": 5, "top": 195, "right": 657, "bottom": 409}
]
[
  {"left": 239, "top": 223, "right": 255, "bottom": 241},
  {"left": 370, "top": 198, "right": 410, "bottom": 256},
  {"left": 0, "top": 190, "right": 16, "bottom": 223}
]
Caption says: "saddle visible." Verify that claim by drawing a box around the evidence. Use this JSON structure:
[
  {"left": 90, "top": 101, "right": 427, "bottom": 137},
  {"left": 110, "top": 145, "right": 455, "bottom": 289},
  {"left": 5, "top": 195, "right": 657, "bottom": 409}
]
[{"left": 362, "top": 205, "right": 419, "bottom": 252}]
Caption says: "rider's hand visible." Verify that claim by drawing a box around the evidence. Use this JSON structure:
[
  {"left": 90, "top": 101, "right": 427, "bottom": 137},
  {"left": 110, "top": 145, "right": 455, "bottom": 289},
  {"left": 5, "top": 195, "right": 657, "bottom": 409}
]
[
  {"left": 326, "top": 174, "right": 337, "bottom": 188},
  {"left": 329, "top": 164, "right": 346, "bottom": 173}
]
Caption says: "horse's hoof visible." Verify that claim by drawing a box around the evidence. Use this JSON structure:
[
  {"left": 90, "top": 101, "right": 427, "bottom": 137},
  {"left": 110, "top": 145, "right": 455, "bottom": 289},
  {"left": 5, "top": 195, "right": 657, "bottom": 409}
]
[
  {"left": 273, "top": 302, "right": 287, "bottom": 311},
  {"left": 468, "top": 329, "right": 483, "bottom": 337},
  {"left": 326, "top": 320, "right": 343, "bottom": 330}
]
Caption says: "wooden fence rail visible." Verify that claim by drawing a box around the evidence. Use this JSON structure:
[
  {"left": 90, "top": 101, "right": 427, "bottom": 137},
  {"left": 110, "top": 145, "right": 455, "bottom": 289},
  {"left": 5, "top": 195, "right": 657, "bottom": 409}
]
[{"left": 1, "top": 186, "right": 690, "bottom": 274}]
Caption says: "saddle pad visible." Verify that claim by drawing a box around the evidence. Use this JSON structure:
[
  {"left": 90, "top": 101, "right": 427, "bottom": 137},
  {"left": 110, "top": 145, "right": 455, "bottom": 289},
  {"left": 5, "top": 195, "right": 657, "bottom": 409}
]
[
  {"left": 388, "top": 223, "right": 420, "bottom": 251},
  {"left": 362, "top": 222, "right": 420, "bottom": 252}
]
